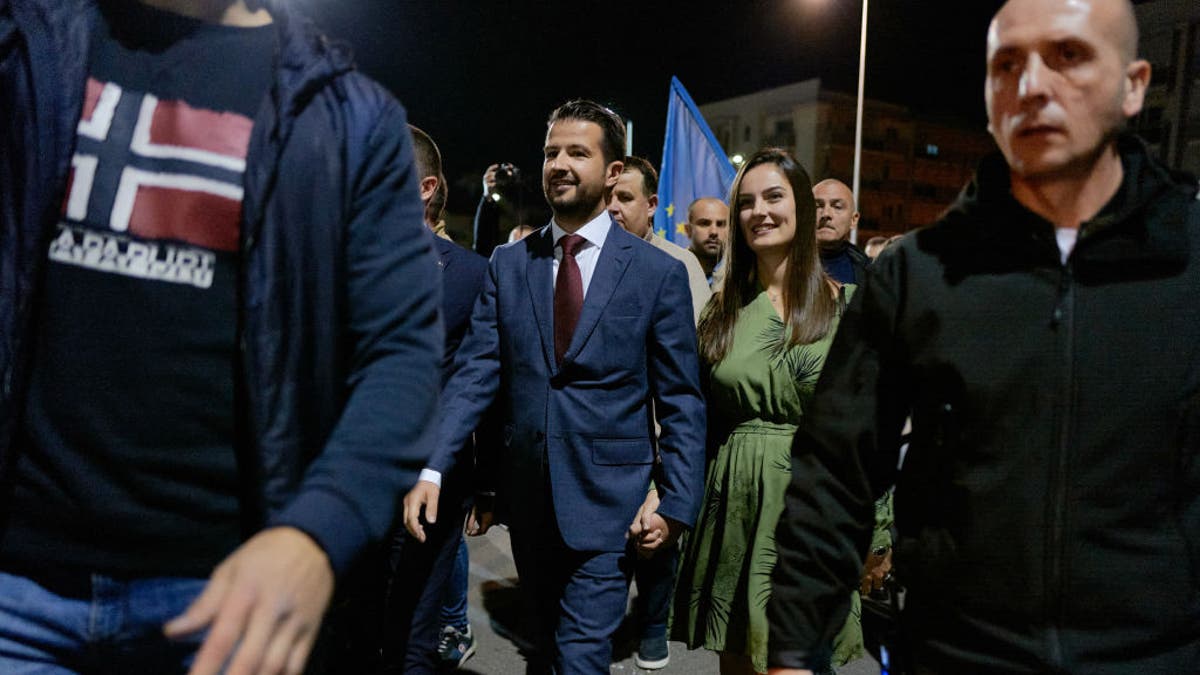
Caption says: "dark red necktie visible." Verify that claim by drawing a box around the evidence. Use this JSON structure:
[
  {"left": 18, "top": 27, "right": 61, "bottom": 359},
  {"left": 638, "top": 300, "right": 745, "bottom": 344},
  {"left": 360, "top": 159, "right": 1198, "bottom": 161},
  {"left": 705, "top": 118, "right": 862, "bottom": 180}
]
[{"left": 554, "top": 233, "right": 586, "bottom": 365}]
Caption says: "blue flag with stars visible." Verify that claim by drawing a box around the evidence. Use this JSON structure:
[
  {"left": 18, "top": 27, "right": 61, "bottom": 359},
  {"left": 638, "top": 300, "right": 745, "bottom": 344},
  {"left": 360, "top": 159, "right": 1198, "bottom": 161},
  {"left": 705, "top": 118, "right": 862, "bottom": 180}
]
[{"left": 654, "top": 76, "right": 736, "bottom": 247}]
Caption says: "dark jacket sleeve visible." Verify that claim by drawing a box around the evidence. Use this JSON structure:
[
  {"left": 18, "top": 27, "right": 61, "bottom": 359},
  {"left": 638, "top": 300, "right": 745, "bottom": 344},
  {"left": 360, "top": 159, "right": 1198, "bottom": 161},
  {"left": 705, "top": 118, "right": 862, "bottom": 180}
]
[
  {"left": 428, "top": 254, "right": 504, "bottom": 477},
  {"left": 767, "top": 249, "right": 909, "bottom": 669},
  {"left": 438, "top": 242, "right": 502, "bottom": 498},
  {"left": 473, "top": 195, "right": 502, "bottom": 259},
  {"left": 268, "top": 97, "right": 443, "bottom": 576},
  {"left": 647, "top": 259, "right": 707, "bottom": 528}
]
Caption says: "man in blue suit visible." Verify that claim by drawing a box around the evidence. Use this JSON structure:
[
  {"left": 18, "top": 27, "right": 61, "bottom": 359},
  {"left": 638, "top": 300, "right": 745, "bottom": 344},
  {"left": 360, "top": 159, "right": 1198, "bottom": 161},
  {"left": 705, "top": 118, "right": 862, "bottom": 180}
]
[{"left": 405, "top": 100, "right": 706, "bottom": 673}]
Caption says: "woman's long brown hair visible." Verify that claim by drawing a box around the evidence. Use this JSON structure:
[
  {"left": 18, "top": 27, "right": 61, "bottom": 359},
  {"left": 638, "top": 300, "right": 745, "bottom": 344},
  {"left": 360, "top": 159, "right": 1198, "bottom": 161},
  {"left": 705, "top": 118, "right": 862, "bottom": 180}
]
[{"left": 697, "top": 148, "right": 838, "bottom": 364}]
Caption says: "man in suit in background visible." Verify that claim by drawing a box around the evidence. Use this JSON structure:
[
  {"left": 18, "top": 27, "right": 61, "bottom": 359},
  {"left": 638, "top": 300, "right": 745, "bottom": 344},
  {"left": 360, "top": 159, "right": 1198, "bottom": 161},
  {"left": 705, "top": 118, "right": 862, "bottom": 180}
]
[
  {"left": 383, "top": 126, "right": 489, "bottom": 673},
  {"left": 608, "top": 156, "right": 711, "bottom": 326},
  {"left": 405, "top": 100, "right": 706, "bottom": 673}
]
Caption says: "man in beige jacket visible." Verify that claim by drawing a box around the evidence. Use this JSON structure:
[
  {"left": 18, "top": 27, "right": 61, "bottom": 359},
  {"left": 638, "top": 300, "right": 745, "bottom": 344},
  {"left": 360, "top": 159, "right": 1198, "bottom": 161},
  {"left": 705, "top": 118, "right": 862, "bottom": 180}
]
[{"left": 609, "top": 156, "right": 712, "bottom": 325}]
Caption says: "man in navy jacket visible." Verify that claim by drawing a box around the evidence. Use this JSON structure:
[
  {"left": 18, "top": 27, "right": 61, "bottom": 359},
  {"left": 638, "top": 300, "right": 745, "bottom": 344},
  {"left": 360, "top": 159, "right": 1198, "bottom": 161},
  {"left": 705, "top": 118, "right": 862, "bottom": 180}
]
[{"left": 0, "top": 1, "right": 441, "bottom": 673}]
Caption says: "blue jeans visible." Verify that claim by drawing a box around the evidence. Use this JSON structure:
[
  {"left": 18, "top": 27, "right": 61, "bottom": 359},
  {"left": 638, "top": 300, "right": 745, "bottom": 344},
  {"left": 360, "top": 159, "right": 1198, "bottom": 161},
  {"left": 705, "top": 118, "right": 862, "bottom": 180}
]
[
  {"left": 0, "top": 569, "right": 207, "bottom": 674},
  {"left": 439, "top": 538, "right": 470, "bottom": 631}
]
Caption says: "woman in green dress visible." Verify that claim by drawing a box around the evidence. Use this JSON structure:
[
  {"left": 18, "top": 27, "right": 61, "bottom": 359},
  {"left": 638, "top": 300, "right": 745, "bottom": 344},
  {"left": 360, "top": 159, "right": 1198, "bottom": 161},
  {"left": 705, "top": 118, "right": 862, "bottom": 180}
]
[{"left": 671, "top": 148, "right": 848, "bottom": 674}]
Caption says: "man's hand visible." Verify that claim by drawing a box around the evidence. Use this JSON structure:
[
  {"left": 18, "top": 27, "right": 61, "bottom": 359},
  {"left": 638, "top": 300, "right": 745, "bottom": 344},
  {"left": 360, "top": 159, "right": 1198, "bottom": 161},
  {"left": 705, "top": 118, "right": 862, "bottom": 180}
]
[
  {"left": 403, "top": 480, "right": 441, "bottom": 543},
  {"left": 767, "top": 669, "right": 815, "bottom": 675},
  {"left": 164, "top": 527, "right": 334, "bottom": 675},
  {"left": 465, "top": 503, "right": 494, "bottom": 537},
  {"left": 629, "top": 491, "right": 683, "bottom": 558},
  {"left": 636, "top": 511, "right": 684, "bottom": 557},
  {"left": 481, "top": 164, "right": 500, "bottom": 198},
  {"left": 627, "top": 489, "right": 660, "bottom": 543},
  {"left": 860, "top": 547, "right": 893, "bottom": 596}
]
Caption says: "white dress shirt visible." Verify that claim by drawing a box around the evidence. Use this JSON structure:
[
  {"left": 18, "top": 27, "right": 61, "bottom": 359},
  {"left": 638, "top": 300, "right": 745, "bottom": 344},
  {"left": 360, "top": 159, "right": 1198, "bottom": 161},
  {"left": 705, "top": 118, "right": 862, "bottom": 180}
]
[
  {"left": 550, "top": 210, "right": 611, "bottom": 298},
  {"left": 419, "top": 211, "right": 612, "bottom": 489}
]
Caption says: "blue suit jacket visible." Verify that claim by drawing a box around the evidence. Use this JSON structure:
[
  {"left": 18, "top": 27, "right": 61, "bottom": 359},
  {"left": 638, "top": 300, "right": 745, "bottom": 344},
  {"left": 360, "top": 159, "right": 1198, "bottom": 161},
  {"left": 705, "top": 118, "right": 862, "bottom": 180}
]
[
  {"left": 434, "top": 236, "right": 488, "bottom": 384},
  {"left": 431, "top": 219, "right": 706, "bottom": 552}
]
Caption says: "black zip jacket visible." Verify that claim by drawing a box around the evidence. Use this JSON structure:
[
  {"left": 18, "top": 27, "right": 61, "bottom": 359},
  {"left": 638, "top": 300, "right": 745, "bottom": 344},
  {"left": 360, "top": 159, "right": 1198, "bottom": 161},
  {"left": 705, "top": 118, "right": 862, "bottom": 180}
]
[{"left": 768, "top": 135, "right": 1200, "bottom": 674}]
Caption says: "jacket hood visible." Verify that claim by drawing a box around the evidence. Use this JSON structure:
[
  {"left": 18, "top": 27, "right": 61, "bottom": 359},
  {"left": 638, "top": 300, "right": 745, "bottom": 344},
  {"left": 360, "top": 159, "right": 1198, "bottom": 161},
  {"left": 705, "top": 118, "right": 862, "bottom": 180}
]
[{"left": 262, "top": 0, "right": 355, "bottom": 116}]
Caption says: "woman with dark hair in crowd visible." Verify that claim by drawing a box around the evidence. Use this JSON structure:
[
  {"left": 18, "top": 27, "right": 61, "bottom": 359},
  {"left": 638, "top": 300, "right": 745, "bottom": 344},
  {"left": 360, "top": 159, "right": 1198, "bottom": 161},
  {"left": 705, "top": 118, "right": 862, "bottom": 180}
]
[{"left": 672, "top": 148, "right": 861, "bottom": 675}]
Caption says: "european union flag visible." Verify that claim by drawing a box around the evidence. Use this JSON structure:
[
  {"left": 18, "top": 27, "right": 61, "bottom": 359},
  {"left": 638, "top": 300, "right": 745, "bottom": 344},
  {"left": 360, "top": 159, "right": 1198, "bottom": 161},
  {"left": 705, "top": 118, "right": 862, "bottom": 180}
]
[{"left": 654, "top": 76, "right": 737, "bottom": 248}]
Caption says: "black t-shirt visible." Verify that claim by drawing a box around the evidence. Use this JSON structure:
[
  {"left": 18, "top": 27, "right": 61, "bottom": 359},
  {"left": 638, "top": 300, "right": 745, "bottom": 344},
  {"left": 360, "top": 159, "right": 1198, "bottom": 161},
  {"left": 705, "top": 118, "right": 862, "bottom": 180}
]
[{"left": 1, "top": 0, "right": 274, "bottom": 578}]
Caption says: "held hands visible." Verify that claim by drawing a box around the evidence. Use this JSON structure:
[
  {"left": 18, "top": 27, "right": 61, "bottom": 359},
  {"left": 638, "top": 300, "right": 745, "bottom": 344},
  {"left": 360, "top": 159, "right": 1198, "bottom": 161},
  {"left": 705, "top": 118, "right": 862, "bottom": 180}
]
[
  {"left": 164, "top": 526, "right": 334, "bottom": 675},
  {"left": 627, "top": 489, "right": 683, "bottom": 558},
  {"left": 402, "top": 479, "right": 441, "bottom": 543}
]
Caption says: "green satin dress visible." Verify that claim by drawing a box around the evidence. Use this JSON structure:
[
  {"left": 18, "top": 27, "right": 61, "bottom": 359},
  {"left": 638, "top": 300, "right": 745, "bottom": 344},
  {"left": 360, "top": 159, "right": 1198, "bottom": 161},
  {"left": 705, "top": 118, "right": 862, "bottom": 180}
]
[{"left": 672, "top": 287, "right": 864, "bottom": 672}]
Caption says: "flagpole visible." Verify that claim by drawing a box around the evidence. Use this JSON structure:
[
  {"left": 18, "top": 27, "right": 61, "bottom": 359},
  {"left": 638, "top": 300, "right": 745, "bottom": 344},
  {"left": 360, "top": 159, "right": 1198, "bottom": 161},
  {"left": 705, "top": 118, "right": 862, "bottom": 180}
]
[{"left": 851, "top": 0, "right": 867, "bottom": 245}]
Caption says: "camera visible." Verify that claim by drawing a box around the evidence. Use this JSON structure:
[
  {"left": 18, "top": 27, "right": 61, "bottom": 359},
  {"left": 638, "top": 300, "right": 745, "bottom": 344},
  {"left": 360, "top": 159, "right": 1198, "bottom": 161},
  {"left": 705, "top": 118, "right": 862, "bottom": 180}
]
[{"left": 494, "top": 162, "right": 520, "bottom": 189}]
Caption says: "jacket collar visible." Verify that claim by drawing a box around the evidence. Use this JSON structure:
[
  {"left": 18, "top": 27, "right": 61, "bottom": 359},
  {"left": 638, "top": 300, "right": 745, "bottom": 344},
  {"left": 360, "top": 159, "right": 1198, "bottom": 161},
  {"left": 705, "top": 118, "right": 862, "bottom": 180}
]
[
  {"left": 261, "top": 0, "right": 354, "bottom": 117},
  {"left": 239, "top": 1, "right": 355, "bottom": 250},
  {"left": 923, "top": 134, "right": 1196, "bottom": 281}
]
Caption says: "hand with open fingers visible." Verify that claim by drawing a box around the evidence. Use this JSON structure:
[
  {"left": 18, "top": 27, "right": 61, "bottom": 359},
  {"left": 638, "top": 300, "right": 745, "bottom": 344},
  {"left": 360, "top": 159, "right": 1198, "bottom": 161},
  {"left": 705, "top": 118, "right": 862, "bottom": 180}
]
[
  {"left": 163, "top": 526, "right": 334, "bottom": 675},
  {"left": 403, "top": 479, "right": 441, "bottom": 542},
  {"left": 465, "top": 505, "right": 494, "bottom": 537},
  {"left": 627, "top": 489, "right": 660, "bottom": 541}
]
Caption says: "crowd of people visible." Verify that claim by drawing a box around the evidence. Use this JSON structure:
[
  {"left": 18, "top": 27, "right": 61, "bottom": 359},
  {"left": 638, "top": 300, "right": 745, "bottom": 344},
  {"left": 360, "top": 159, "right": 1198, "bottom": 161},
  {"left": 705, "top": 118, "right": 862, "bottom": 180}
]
[{"left": 1, "top": 0, "right": 1198, "bottom": 675}]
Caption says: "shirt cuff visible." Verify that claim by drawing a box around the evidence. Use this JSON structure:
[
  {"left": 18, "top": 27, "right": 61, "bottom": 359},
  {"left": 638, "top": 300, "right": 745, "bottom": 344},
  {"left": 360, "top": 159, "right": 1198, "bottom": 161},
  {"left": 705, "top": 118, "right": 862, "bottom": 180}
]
[{"left": 418, "top": 468, "right": 443, "bottom": 488}]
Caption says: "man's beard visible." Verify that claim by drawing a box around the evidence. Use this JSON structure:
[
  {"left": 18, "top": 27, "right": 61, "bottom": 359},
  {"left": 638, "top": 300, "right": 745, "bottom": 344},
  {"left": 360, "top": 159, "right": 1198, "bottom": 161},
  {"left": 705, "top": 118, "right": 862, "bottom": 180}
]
[
  {"left": 695, "top": 242, "right": 721, "bottom": 263},
  {"left": 546, "top": 181, "right": 604, "bottom": 222}
]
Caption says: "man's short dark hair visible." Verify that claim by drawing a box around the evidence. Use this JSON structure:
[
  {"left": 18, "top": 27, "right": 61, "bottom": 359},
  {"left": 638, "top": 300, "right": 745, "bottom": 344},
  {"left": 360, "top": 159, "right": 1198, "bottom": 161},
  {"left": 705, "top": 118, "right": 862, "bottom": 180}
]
[
  {"left": 622, "top": 156, "right": 658, "bottom": 198},
  {"left": 409, "top": 124, "right": 442, "bottom": 180},
  {"left": 428, "top": 179, "right": 448, "bottom": 224},
  {"left": 409, "top": 125, "right": 446, "bottom": 223},
  {"left": 547, "top": 100, "right": 626, "bottom": 166}
]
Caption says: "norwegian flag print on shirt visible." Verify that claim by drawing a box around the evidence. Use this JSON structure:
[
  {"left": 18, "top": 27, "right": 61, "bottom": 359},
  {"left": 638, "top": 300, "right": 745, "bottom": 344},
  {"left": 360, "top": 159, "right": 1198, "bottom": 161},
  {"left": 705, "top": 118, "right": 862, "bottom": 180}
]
[{"left": 53, "top": 77, "right": 251, "bottom": 289}]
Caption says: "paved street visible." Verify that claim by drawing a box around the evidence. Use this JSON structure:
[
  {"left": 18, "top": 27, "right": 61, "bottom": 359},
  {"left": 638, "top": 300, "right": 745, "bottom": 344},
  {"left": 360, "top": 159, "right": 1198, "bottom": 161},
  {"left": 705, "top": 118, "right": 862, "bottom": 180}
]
[{"left": 458, "top": 527, "right": 882, "bottom": 675}]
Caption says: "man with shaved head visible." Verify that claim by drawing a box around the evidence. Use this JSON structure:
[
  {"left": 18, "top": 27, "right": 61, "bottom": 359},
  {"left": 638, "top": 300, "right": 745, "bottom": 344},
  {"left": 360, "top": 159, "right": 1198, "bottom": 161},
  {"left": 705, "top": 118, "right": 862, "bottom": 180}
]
[
  {"left": 684, "top": 197, "right": 729, "bottom": 286},
  {"left": 812, "top": 178, "right": 869, "bottom": 284},
  {"left": 767, "top": 1, "right": 1200, "bottom": 673}
]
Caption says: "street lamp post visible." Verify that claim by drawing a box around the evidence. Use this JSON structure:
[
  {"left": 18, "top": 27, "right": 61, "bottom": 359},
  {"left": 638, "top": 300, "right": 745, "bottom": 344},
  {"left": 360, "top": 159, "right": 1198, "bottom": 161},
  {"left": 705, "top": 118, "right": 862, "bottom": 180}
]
[{"left": 850, "top": 0, "right": 867, "bottom": 245}]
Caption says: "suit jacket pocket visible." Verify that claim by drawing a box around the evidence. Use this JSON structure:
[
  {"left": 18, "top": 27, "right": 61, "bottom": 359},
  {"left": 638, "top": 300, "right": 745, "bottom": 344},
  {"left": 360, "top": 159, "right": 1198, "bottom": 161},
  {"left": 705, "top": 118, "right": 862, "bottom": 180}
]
[{"left": 591, "top": 438, "right": 653, "bottom": 466}]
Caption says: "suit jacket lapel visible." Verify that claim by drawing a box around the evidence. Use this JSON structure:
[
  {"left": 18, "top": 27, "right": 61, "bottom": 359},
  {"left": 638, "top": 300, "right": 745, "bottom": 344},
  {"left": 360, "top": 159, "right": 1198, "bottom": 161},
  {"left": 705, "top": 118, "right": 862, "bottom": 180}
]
[
  {"left": 562, "top": 220, "right": 632, "bottom": 365},
  {"left": 525, "top": 227, "right": 558, "bottom": 372}
]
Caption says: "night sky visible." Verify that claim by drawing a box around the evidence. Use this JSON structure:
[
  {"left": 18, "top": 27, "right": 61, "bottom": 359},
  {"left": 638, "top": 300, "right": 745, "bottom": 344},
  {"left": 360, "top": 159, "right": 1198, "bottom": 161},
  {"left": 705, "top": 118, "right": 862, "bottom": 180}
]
[{"left": 303, "top": 1, "right": 1010, "bottom": 212}]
